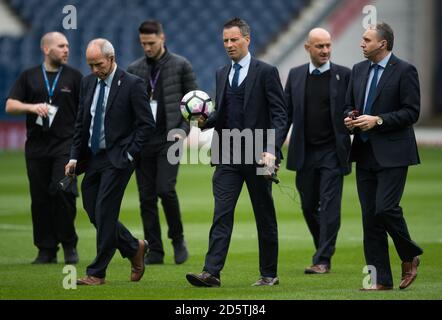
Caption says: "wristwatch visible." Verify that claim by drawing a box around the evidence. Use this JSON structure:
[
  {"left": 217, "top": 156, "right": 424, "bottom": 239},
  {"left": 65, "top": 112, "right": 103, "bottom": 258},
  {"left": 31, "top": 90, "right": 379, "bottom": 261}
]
[{"left": 376, "top": 116, "right": 384, "bottom": 126}]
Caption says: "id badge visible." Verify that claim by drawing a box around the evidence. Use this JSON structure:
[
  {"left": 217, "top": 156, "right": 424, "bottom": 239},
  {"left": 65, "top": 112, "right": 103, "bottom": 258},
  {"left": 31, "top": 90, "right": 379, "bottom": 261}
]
[
  {"left": 35, "top": 104, "right": 59, "bottom": 127},
  {"left": 150, "top": 99, "right": 158, "bottom": 122}
]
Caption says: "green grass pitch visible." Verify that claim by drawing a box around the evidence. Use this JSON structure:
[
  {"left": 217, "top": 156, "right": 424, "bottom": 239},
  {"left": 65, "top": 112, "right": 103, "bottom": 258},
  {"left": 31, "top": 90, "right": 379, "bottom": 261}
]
[{"left": 0, "top": 147, "right": 441, "bottom": 300}]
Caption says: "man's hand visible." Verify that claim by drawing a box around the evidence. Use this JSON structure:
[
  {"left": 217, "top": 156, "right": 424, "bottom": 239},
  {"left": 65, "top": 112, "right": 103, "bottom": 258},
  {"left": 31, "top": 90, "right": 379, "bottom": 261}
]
[
  {"left": 345, "top": 115, "right": 380, "bottom": 132},
  {"left": 260, "top": 152, "right": 277, "bottom": 168},
  {"left": 31, "top": 103, "right": 49, "bottom": 118},
  {"left": 344, "top": 116, "right": 355, "bottom": 131},
  {"left": 350, "top": 115, "right": 379, "bottom": 131},
  {"left": 258, "top": 152, "right": 279, "bottom": 179},
  {"left": 65, "top": 160, "right": 77, "bottom": 177},
  {"left": 197, "top": 115, "right": 207, "bottom": 129}
]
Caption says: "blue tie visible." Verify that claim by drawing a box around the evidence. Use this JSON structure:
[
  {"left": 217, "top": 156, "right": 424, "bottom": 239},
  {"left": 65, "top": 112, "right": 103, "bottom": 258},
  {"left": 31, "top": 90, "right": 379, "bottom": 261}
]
[
  {"left": 312, "top": 69, "right": 321, "bottom": 75},
  {"left": 364, "top": 64, "right": 380, "bottom": 115},
  {"left": 231, "top": 63, "right": 242, "bottom": 88},
  {"left": 91, "top": 80, "right": 106, "bottom": 154},
  {"left": 360, "top": 64, "right": 380, "bottom": 142}
]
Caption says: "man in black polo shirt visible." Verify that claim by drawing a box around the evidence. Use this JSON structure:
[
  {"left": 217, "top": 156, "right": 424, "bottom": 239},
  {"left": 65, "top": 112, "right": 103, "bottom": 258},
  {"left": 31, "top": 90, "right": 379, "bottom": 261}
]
[
  {"left": 284, "top": 28, "right": 351, "bottom": 274},
  {"left": 6, "top": 32, "right": 82, "bottom": 264}
]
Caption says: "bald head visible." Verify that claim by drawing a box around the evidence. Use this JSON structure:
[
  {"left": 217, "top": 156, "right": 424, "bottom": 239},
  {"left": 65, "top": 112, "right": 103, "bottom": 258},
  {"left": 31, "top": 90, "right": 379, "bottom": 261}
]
[
  {"left": 305, "top": 28, "right": 332, "bottom": 67},
  {"left": 86, "top": 38, "right": 115, "bottom": 59},
  {"left": 307, "top": 28, "right": 331, "bottom": 44},
  {"left": 40, "top": 32, "right": 69, "bottom": 68},
  {"left": 40, "top": 32, "right": 67, "bottom": 50},
  {"left": 86, "top": 38, "right": 116, "bottom": 80}
]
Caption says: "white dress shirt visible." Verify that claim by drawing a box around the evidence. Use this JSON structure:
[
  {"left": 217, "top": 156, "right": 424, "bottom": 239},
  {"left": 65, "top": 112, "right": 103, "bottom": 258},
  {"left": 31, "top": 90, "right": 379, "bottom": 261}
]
[{"left": 309, "top": 60, "right": 331, "bottom": 74}]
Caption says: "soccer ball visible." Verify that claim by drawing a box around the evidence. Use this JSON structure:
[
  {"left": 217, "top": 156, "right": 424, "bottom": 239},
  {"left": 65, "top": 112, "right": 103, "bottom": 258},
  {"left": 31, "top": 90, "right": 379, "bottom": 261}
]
[{"left": 180, "top": 90, "right": 214, "bottom": 122}]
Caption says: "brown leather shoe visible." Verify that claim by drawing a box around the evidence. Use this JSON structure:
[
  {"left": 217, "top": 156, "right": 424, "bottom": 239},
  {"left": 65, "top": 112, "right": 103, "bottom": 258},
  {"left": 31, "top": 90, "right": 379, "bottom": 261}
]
[
  {"left": 130, "top": 240, "right": 149, "bottom": 282},
  {"left": 76, "top": 276, "right": 105, "bottom": 286},
  {"left": 360, "top": 284, "right": 393, "bottom": 291},
  {"left": 399, "top": 256, "right": 420, "bottom": 290},
  {"left": 186, "top": 271, "right": 220, "bottom": 287},
  {"left": 304, "top": 264, "right": 330, "bottom": 274}
]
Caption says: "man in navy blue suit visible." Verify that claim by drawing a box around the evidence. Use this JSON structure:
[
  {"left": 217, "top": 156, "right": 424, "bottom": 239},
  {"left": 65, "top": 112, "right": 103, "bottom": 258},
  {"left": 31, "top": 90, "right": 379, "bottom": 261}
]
[
  {"left": 65, "top": 39, "right": 155, "bottom": 285},
  {"left": 186, "top": 18, "right": 287, "bottom": 287},
  {"left": 344, "top": 22, "right": 423, "bottom": 290},
  {"left": 284, "top": 28, "right": 351, "bottom": 275}
]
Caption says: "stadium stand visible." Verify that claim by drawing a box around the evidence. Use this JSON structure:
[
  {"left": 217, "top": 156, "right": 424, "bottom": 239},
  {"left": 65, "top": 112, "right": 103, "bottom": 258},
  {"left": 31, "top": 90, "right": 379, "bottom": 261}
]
[
  {"left": 0, "top": 0, "right": 309, "bottom": 121},
  {"left": 435, "top": 0, "right": 442, "bottom": 114}
]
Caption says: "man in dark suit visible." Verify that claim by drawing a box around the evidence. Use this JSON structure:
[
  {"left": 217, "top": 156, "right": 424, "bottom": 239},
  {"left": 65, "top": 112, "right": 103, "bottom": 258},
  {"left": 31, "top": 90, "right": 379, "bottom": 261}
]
[
  {"left": 65, "top": 39, "right": 155, "bottom": 285},
  {"left": 186, "top": 18, "right": 287, "bottom": 287},
  {"left": 344, "top": 22, "right": 423, "bottom": 290},
  {"left": 284, "top": 28, "right": 351, "bottom": 274}
]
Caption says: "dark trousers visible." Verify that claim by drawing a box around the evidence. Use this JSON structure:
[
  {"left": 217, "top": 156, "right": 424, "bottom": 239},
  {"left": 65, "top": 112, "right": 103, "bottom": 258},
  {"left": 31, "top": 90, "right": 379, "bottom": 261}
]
[
  {"left": 81, "top": 152, "right": 139, "bottom": 278},
  {"left": 295, "top": 144, "right": 342, "bottom": 266},
  {"left": 356, "top": 142, "right": 423, "bottom": 286},
  {"left": 26, "top": 155, "right": 78, "bottom": 253},
  {"left": 204, "top": 164, "right": 278, "bottom": 278},
  {"left": 135, "top": 140, "right": 183, "bottom": 257}
]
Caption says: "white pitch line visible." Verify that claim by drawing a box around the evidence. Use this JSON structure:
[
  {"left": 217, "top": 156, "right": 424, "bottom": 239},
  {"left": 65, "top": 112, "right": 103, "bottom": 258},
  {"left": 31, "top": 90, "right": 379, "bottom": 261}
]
[{"left": 0, "top": 224, "right": 32, "bottom": 231}]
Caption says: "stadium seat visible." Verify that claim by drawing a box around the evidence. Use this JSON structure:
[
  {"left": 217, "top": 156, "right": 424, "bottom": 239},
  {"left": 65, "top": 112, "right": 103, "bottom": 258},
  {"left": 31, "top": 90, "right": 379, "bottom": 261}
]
[{"left": 0, "top": 0, "right": 308, "bottom": 114}]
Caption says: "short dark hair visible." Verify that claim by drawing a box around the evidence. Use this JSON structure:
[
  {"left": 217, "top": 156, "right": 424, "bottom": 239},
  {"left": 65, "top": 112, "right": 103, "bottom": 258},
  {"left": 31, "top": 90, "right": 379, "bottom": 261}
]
[
  {"left": 375, "top": 22, "right": 394, "bottom": 51},
  {"left": 138, "top": 20, "right": 164, "bottom": 35},
  {"left": 223, "top": 17, "right": 250, "bottom": 37}
]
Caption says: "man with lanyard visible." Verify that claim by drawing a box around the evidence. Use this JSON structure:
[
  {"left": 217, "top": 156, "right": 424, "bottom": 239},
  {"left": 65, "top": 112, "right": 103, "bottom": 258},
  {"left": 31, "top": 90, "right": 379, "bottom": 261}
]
[
  {"left": 127, "top": 20, "right": 197, "bottom": 265},
  {"left": 6, "top": 32, "right": 83, "bottom": 264}
]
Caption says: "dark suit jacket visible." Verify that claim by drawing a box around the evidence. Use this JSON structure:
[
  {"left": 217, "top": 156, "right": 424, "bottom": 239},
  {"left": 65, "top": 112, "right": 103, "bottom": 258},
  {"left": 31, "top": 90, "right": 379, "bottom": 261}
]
[
  {"left": 70, "top": 67, "right": 155, "bottom": 172},
  {"left": 345, "top": 54, "right": 420, "bottom": 167},
  {"left": 284, "top": 63, "right": 351, "bottom": 174},
  {"left": 205, "top": 57, "right": 287, "bottom": 163}
]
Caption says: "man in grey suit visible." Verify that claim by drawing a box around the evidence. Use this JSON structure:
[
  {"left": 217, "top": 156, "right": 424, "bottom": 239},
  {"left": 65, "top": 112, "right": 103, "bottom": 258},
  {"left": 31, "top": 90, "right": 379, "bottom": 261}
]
[
  {"left": 284, "top": 28, "right": 351, "bottom": 275},
  {"left": 65, "top": 39, "right": 155, "bottom": 285}
]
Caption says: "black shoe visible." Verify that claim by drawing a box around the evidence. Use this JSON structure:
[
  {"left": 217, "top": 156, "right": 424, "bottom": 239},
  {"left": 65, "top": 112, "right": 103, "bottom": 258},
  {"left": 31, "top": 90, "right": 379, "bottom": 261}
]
[
  {"left": 173, "top": 240, "right": 189, "bottom": 264},
  {"left": 252, "top": 276, "right": 279, "bottom": 286},
  {"left": 144, "top": 251, "right": 164, "bottom": 265},
  {"left": 186, "top": 271, "right": 220, "bottom": 287},
  {"left": 64, "top": 247, "right": 79, "bottom": 265},
  {"left": 32, "top": 250, "right": 57, "bottom": 264}
]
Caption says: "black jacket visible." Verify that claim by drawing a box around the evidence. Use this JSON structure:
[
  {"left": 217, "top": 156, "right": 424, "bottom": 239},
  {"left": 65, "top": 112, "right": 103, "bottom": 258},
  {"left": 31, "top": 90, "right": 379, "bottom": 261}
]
[
  {"left": 205, "top": 58, "right": 287, "bottom": 164},
  {"left": 284, "top": 63, "right": 351, "bottom": 174},
  {"left": 345, "top": 54, "right": 420, "bottom": 167},
  {"left": 127, "top": 50, "right": 197, "bottom": 136},
  {"left": 70, "top": 67, "right": 155, "bottom": 172}
]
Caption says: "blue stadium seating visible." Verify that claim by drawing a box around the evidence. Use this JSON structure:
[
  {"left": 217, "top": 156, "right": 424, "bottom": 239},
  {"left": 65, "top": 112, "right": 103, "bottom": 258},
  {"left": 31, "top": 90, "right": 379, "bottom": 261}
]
[{"left": 0, "top": 0, "right": 309, "bottom": 120}]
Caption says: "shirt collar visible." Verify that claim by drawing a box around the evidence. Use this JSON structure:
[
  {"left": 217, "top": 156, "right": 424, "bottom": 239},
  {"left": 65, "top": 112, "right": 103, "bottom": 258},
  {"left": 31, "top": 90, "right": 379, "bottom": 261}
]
[
  {"left": 371, "top": 52, "right": 392, "bottom": 69},
  {"left": 231, "top": 52, "right": 251, "bottom": 69},
  {"left": 309, "top": 60, "right": 330, "bottom": 74},
  {"left": 99, "top": 63, "right": 117, "bottom": 87}
]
